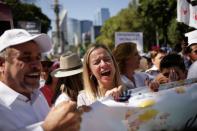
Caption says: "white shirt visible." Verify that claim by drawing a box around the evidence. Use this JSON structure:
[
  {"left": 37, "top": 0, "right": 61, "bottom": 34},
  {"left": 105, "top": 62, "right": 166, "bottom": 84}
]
[
  {"left": 39, "top": 78, "right": 45, "bottom": 89},
  {"left": 55, "top": 93, "right": 71, "bottom": 106},
  {"left": 187, "top": 61, "right": 197, "bottom": 79},
  {"left": 77, "top": 90, "right": 97, "bottom": 107},
  {"left": 146, "top": 65, "right": 160, "bottom": 78},
  {"left": 121, "top": 72, "right": 151, "bottom": 90},
  {"left": 0, "top": 81, "right": 50, "bottom": 131}
]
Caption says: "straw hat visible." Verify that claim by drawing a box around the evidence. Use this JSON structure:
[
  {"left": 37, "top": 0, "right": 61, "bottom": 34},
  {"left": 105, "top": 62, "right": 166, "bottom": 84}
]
[{"left": 51, "top": 52, "right": 82, "bottom": 77}]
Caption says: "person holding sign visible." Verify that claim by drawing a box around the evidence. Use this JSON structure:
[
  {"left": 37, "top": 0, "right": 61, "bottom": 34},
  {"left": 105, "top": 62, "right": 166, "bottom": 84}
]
[
  {"left": 77, "top": 43, "right": 123, "bottom": 106},
  {"left": 0, "top": 29, "right": 87, "bottom": 131}
]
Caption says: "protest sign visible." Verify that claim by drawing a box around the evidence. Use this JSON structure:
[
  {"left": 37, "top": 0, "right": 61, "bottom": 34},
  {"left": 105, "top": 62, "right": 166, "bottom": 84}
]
[{"left": 115, "top": 32, "right": 143, "bottom": 53}]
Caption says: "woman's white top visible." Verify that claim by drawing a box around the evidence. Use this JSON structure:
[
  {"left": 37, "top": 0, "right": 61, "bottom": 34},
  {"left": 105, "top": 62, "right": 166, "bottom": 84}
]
[
  {"left": 54, "top": 93, "right": 71, "bottom": 106},
  {"left": 77, "top": 90, "right": 98, "bottom": 107}
]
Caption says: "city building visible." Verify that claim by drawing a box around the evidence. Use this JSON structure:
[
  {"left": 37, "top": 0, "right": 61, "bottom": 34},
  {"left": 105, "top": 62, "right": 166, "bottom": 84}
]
[
  {"left": 80, "top": 20, "right": 93, "bottom": 44},
  {"left": 94, "top": 8, "right": 110, "bottom": 26},
  {"left": 91, "top": 25, "right": 102, "bottom": 43},
  {"left": 67, "top": 18, "right": 81, "bottom": 46}
]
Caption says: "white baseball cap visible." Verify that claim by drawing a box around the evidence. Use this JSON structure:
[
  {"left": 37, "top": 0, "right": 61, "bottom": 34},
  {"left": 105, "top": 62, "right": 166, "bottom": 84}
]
[
  {"left": 185, "top": 30, "right": 197, "bottom": 46},
  {"left": 0, "top": 29, "right": 52, "bottom": 52}
]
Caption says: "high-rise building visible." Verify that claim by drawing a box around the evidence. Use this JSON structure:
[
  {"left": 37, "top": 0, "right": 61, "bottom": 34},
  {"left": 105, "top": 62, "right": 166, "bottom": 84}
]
[
  {"left": 67, "top": 18, "right": 81, "bottom": 45},
  {"left": 91, "top": 25, "right": 102, "bottom": 43},
  {"left": 94, "top": 8, "right": 110, "bottom": 26},
  {"left": 80, "top": 20, "right": 93, "bottom": 34},
  {"left": 80, "top": 20, "right": 93, "bottom": 44}
]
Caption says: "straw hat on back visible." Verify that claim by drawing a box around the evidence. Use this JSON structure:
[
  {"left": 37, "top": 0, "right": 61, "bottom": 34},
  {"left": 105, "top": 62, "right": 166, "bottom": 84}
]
[{"left": 51, "top": 52, "right": 83, "bottom": 78}]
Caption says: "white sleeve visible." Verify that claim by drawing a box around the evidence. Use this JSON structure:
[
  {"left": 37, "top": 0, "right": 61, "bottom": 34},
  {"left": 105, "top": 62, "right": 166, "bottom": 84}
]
[
  {"left": 77, "top": 92, "right": 87, "bottom": 107},
  {"left": 54, "top": 93, "right": 70, "bottom": 106},
  {"left": 16, "top": 122, "right": 44, "bottom": 131}
]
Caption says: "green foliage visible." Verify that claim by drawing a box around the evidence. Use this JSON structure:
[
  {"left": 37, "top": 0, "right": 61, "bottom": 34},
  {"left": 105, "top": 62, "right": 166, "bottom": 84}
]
[
  {"left": 138, "top": 0, "right": 177, "bottom": 47},
  {"left": 98, "top": 0, "right": 191, "bottom": 51},
  {"left": 168, "top": 19, "right": 195, "bottom": 47},
  {"left": 4, "top": 0, "right": 51, "bottom": 33},
  {"left": 167, "top": 18, "right": 181, "bottom": 46},
  {"left": 96, "top": 6, "right": 143, "bottom": 49}
]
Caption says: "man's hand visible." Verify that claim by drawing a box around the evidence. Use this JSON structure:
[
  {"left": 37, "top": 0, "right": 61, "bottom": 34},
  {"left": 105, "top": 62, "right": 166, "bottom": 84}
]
[{"left": 42, "top": 101, "right": 82, "bottom": 131}]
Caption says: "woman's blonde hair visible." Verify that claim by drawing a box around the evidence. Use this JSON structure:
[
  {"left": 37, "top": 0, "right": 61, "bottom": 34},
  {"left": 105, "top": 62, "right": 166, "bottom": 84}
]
[
  {"left": 83, "top": 43, "right": 122, "bottom": 101},
  {"left": 112, "top": 42, "right": 137, "bottom": 74}
]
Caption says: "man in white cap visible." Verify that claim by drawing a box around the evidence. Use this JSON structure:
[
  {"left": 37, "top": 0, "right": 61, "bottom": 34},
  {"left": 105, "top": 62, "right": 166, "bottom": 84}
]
[
  {"left": 185, "top": 30, "right": 197, "bottom": 63},
  {"left": 0, "top": 29, "right": 87, "bottom": 131}
]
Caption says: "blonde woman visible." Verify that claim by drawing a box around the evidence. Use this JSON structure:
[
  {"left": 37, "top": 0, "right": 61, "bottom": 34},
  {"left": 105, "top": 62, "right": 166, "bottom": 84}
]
[{"left": 77, "top": 43, "right": 123, "bottom": 106}]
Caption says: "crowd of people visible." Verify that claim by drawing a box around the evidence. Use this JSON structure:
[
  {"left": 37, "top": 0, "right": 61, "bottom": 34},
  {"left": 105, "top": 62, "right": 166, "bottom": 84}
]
[{"left": 0, "top": 28, "right": 196, "bottom": 130}]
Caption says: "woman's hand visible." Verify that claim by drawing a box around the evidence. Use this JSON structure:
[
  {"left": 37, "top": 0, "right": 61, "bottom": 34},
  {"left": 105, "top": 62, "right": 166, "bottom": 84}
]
[
  {"left": 169, "top": 69, "right": 179, "bottom": 82},
  {"left": 155, "top": 73, "right": 169, "bottom": 84},
  {"left": 145, "top": 77, "right": 160, "bottom": 92},
  {"left": 105, "top": 85, "right": 123, "bottom": 100},
  {"left": 148, "top": 81, "right": 160, "bottom": 92}
]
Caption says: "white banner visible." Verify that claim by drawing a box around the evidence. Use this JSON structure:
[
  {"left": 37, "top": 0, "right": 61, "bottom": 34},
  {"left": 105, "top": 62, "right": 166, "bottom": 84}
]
[
  {"left": 189, "top": 4, "right": 197, "bottom": 28},
  {"left": 177, "top": 0, "right": 190, "bottom": 25},
  {"left": 81, "top": 81, "right": 197, "bottom": 131},
  {"left": 115, "top": 32, "right": 143, "bottom": 53},
  {"left": 177, "top": 0, "right": 197, "bottom": 29}
]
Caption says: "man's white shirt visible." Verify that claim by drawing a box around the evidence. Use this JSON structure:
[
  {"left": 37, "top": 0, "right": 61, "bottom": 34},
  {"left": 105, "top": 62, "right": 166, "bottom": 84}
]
[{"left": 0, "top": 81, "right": 50, "bottom": 131}]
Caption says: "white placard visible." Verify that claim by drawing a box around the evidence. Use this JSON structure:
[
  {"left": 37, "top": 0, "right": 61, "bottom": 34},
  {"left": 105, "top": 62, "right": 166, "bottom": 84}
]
[{"left": 115, "top": 32, "right": 143, "bottom": 53}]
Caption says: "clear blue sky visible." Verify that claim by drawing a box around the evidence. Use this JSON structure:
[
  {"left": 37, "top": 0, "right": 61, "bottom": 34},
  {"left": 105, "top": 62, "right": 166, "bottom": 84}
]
[{"left": 35, "top": 0, "right": 131, "bottom": 31}]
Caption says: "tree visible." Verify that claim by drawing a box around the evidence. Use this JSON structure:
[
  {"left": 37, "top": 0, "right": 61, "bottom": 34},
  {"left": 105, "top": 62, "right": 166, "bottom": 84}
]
[
  {"left": 5, "top": 0, "right": 51, "bottom": 33},
  {"left": 138, "top": 0, "right": 177, "bottom": 47},
  {"left": 96, "top": 6, "right": 143, "bottom": 49},
  {"left": 97, "top": 0, "right": 192, "bottom": 51}
]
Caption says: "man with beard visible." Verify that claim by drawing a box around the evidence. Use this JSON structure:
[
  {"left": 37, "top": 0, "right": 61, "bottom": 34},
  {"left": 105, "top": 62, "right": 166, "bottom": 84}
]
[{"left": 0, "top": 29, "right": 87, "bottom": 131}]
